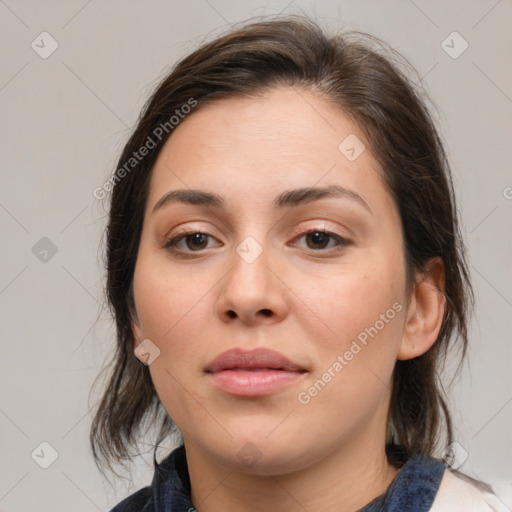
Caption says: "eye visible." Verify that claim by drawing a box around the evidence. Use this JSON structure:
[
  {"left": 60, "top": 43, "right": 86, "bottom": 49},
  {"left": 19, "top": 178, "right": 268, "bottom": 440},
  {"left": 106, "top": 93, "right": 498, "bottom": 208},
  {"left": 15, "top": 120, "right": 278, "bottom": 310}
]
[
  {"left": 164, "top": 230, "right": 220, "bottom": 253},
  {"left": 293, "top": 229, "right": 350, "bottom": 252},
  {"left": 163, "top": 228, "right": 350, "bottom": 256}
]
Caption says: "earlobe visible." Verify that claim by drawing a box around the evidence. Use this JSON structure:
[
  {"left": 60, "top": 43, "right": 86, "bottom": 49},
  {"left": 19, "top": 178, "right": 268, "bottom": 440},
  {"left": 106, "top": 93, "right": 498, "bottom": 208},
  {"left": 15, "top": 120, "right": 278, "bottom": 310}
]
[{"left": 398, "top": 258, "right": 446, "bottom": 361}]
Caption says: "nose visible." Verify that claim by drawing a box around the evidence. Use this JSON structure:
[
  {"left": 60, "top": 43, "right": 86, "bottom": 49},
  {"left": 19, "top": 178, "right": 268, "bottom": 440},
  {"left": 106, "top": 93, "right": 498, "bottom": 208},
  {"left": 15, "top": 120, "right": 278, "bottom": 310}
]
[{"left": 216, "top": 237, "right": 288, "bottom": 326}]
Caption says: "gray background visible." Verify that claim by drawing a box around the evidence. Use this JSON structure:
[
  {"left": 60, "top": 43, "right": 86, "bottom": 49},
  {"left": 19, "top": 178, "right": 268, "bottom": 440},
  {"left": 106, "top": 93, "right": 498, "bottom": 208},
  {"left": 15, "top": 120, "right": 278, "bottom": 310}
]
[{"left": 0, "top": 0, "right": 511, "bottom": 510}]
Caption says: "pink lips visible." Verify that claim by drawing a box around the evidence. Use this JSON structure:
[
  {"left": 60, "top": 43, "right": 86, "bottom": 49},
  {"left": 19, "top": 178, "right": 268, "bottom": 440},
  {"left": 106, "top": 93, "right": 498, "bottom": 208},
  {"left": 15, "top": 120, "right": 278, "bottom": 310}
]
[{"left": 205, "top": 348, "right": 307, "bottom": 397}]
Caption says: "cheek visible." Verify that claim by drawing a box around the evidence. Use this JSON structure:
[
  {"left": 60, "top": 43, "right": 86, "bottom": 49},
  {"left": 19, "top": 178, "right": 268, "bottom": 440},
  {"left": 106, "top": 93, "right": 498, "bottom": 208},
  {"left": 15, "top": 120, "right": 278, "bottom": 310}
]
[
  {"left": 298, "top": 264, "right": 404, "bottom": 347},
  {"left": 293, "top": 258, "right": 405, "bottom": 402},
  {"left": 295, "top": 274, "right": 405, "bottom": 436},
  {"left": 133, "top": 257, "right": 217, "bottom": 422},
  {"left": 132, "top": 254, "right": 215, "bottom": 360}
]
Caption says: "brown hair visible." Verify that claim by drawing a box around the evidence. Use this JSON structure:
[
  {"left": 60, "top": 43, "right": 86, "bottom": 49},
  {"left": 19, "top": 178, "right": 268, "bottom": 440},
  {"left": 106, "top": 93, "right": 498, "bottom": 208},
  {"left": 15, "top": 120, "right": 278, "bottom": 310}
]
[{"left": 90, "top": 14, "right": 473, "bottom": 479}]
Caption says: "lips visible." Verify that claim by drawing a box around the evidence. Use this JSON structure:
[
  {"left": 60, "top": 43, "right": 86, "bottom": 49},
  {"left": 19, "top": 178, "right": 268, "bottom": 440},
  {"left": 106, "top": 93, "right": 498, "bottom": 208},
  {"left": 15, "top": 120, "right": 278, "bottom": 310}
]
[
  {"left": 205, "top": 348, "right": 305, "bottom": 373},
  {"left": 205, "top": 348, "right": 307, "bottom": 397}
]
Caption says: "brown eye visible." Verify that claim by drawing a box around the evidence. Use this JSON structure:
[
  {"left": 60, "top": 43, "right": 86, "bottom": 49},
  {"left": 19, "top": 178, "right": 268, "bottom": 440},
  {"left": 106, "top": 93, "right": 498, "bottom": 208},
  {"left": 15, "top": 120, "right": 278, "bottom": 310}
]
[
  {"left": 305, "top": 231, "right": 331, "bottom": 250},
  {"left": 295, "top": 230, "right": 349, "bottom": 252},
  {"left": 164, "top": 231, "right": 219, "bottom": 253},
  {"left": 183, "top": 233, "right": 209, "bottom": 251}
]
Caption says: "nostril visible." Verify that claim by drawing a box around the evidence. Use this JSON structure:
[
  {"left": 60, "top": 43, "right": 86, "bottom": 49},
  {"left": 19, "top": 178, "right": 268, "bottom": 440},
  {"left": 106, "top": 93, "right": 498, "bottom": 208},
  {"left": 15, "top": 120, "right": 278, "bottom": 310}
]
[
  {"left": 260, "top": 309, "right": 272, "bottom": 317},
  {"left": 227, "top": 310, "right": 237, "bottom": 319}
]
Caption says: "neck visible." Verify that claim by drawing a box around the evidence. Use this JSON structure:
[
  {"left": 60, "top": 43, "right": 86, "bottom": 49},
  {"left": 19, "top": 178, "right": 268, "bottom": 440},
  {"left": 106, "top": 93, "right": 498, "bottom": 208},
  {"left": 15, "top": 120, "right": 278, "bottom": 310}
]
[{"left": 185, "top": 427, "right": 399, "bottom": 512}]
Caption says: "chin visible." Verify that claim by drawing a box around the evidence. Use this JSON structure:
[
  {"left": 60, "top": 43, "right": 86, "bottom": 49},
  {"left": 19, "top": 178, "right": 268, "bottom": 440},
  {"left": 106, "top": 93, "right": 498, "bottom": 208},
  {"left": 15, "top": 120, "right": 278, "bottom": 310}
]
[{"left": 206, "top": 430, "right": 314, "bottom": 476}]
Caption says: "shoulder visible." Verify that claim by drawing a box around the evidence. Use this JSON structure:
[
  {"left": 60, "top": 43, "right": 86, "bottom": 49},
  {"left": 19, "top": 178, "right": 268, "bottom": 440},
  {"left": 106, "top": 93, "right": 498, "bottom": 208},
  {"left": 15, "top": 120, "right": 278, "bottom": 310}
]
[
  {"left": 109, "top": 486, "right": 153, "bottom": 512},
  {"left": 430, "top": 468, "right": 508, "bottom": 512},
  {"left": 108, "top": 444, "right": 192, "bottom": 512}
]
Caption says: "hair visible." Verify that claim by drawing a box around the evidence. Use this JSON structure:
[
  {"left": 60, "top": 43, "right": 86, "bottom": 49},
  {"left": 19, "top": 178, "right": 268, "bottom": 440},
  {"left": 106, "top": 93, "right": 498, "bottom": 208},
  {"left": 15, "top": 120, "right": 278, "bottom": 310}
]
[{"left": 90, "top": 13, "right": 473, "bottom": 479}]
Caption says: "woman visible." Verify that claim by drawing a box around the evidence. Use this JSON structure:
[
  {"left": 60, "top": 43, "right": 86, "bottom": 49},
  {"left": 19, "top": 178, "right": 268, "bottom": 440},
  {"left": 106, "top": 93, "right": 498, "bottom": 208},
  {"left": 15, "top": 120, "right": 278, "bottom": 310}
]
[{"left": 90, "top": 14, "right": 505, "bottom": 511}]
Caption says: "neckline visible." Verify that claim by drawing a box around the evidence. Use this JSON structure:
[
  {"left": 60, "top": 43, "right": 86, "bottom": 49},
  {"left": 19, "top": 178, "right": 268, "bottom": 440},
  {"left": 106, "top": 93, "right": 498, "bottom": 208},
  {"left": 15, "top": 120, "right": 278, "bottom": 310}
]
[{"left": 155, "top": 445, "right": 445, "bottom": 512}]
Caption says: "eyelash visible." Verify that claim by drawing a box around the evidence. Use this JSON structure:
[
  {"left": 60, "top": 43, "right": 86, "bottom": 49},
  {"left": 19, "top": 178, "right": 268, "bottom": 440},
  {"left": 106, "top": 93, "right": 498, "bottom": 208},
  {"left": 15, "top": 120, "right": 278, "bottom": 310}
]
[{"left": 163, "top": 228, "right": 350, "bottom": 256}]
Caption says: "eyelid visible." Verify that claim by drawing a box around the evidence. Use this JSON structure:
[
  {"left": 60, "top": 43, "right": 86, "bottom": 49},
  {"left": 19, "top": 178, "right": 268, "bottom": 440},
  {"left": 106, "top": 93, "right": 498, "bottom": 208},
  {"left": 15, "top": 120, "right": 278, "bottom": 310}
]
[{"left": 161, "top": 221, "right": 220, "bottom": 243}]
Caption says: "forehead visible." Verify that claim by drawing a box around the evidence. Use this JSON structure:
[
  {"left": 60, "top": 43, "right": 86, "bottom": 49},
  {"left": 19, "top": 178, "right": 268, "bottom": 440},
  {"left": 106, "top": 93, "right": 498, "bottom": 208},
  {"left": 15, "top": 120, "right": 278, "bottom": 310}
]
[{"left": 147, "top": 86, "right": 387, "bottom": 210}]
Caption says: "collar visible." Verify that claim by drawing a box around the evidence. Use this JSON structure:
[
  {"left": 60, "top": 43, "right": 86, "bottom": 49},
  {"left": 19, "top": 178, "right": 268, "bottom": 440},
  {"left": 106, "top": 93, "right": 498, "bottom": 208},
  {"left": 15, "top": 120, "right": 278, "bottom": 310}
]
[{"left": 359, "top": 454, "right": 445, "bottom": 511}]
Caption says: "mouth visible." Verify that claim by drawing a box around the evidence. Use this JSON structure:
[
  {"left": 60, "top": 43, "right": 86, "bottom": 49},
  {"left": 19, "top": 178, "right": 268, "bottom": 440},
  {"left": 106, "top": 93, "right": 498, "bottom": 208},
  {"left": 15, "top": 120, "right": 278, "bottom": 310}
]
[{"left": 205, "top": 348, "right": 308, "bottom": 397}]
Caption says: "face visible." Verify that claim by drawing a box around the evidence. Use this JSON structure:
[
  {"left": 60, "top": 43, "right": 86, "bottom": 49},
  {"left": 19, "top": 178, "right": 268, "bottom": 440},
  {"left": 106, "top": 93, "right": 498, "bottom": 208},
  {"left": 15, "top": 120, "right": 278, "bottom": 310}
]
[{"left": 132, "top": 86, "right": 410, "bottom": 475}]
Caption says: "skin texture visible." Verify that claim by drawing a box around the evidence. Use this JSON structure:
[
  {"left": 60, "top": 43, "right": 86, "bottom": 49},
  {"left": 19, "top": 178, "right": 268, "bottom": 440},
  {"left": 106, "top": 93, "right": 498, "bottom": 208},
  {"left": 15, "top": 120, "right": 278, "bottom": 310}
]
[{"left": 131, "top": 86, "right": 445, "bottom": 512}]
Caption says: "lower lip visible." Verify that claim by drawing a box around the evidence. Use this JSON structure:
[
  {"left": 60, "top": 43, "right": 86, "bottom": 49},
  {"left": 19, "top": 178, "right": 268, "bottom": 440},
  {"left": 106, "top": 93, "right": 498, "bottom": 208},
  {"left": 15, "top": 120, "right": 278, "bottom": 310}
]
[{"left": 208, "top": 369, "right": 306, "bottom": 397}]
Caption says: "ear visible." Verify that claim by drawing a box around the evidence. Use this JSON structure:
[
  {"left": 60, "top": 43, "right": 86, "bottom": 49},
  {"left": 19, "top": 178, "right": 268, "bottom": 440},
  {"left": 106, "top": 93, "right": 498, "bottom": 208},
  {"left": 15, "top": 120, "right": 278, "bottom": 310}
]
[{"left": 397, "top": 257, "right": 446, "bottom": 361}]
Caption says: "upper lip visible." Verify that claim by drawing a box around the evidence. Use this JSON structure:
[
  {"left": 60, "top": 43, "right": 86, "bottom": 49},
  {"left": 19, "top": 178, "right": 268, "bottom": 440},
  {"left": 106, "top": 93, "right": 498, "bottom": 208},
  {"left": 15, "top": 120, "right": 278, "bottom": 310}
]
[{"left": 205, "top": 348, "right": 306, "bottom": 373}]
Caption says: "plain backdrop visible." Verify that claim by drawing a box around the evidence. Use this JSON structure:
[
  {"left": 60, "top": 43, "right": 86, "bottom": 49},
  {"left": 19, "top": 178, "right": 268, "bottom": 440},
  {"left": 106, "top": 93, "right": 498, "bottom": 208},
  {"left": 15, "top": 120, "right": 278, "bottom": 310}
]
[{"left": 0, "top": 1, "right": 511, "bottom": 510}]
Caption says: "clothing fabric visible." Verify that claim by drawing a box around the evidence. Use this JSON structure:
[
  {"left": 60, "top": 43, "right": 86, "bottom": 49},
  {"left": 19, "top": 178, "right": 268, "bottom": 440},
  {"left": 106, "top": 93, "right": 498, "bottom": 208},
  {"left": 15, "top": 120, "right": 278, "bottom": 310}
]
[{"left": 110, "top": 444, "right": 506, "bottom": 511}]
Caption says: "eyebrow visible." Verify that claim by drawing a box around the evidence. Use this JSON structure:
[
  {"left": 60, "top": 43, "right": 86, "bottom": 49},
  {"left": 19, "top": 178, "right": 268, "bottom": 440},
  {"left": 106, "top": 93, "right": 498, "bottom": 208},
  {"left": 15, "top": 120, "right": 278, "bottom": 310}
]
[{"left": 151, "top": 185, "right": 372, "bottom": 215}]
